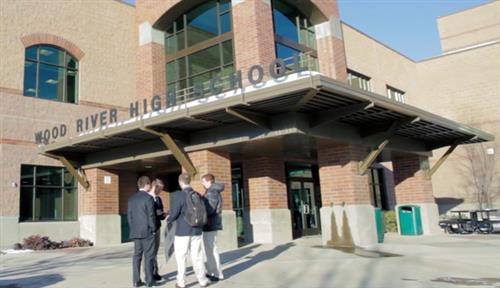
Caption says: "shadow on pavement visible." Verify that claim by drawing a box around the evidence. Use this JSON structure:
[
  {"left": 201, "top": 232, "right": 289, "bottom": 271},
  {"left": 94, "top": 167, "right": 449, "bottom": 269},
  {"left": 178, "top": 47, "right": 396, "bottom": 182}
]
[
  {"left": 0, "top": 274, "right": 65, "bottom": 288},
  {"left": 223, "top": 243, "right": 295, "bottom": 279}
]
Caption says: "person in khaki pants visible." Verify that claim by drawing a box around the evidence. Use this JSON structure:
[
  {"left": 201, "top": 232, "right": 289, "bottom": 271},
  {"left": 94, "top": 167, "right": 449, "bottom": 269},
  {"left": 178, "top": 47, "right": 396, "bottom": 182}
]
[
  {"left": 201, "top": 174, "right": 225, "bottom": 281},
  {"left": 167, "top": 173, "right": 210, "bottom": 288}
]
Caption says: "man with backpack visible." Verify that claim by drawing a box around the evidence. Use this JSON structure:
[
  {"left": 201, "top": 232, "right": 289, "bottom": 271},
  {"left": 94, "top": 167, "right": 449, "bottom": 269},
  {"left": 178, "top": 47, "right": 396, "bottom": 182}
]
[
  {"left": 167, "top": 173, "right": 210, "bottom": 288},
  {"left": 201, "top": 174, "right": 225, "bottom": 281}
]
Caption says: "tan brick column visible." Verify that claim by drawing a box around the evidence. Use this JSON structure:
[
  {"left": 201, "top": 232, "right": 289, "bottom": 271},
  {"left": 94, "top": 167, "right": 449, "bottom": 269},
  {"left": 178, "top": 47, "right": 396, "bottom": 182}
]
[
  {"left": 79, "top": 168, "right": 121, "bottom": 245},
  {"left": 187, "top": 150, "right": 237, "bottom": 251},
  {"left": 243, "top": 156, "right": 292, "bottom": 244},
  {"left": 232, "top": 0, "right": 276, "bottom": 83},
  {"left": 393, "top": 155, "right": 441, "bottom": 235},
  {"left": 317, "top": 142, "right": 377, "bottom": 247}
]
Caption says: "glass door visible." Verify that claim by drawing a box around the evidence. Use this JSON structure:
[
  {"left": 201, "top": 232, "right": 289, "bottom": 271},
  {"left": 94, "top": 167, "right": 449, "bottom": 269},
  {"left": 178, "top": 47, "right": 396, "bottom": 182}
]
[{"left": 289, "top": 179, "right": 320, "bottom": 238}]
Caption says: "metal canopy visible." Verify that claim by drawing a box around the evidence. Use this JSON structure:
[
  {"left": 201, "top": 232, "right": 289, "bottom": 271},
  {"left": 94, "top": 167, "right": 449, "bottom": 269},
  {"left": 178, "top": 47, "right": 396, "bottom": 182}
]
[{"left": 38, "top": 74, "right": 493, "bottom": 168}]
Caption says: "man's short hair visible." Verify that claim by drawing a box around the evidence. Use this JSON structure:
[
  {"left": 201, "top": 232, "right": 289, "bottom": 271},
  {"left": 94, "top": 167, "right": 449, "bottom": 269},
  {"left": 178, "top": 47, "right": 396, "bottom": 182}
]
[
  {"left": 137, "top": 176, "right": 151, "bottom": 189},
  {"left": 202, "top": 173, "right": 215, "bottom": 183},
  {"left": 178, "top": 173, "right": 191, "bottom": 185},
  {"left": 152, "top": 178, "right": 164, "bottom": 187}
]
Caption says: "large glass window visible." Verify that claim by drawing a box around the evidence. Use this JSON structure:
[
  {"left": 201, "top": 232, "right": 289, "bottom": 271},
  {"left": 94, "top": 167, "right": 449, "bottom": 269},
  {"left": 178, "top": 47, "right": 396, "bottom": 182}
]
[
  {"left": 347, "top": 70, "right": 372, "bottom": 92},
  {"left": 272, "top": 0, "right": 318, "bottom": 71},
  {"left": 164, "top": 0, "right": 233, "bottom": 98},
  {"left": 20, "top": 165, "right": 78, "bottom": 222},
  {"left": 23, "top": 45, "right": 78, "bottom": 103}
]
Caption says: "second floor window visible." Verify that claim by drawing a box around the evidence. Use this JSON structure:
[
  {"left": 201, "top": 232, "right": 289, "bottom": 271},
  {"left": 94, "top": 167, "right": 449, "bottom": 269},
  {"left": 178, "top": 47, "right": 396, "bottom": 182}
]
[
  {"left": 23, "top": 45, "right": 78, "bottom": 103},
  {"left": 347, "top": 70, "right": 371, "bottom": 92},
  {"left": 272, "top": 0, "right": 318, "bottom": 71},
  {"left": 387, "top": 85, "right": 406, "bottom": 103},
  {"left": 163, "top": 0, "right": 233, "bottom": 95}
]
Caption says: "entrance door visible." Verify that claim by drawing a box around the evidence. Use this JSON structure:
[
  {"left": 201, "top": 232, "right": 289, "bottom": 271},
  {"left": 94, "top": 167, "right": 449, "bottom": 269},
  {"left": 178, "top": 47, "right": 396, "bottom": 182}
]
[{"left": 289, "top": 179, "right": 320, "bottom": 237}]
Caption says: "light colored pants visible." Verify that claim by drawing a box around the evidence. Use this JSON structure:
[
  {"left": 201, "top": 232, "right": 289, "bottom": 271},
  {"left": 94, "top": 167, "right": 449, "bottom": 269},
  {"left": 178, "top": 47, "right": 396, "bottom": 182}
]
[
  {"left": 174, "top": 235, "right": 209, "bottom": 287},
  {"left": 203, "top": 231, "right": 224, "bottom": 279}
]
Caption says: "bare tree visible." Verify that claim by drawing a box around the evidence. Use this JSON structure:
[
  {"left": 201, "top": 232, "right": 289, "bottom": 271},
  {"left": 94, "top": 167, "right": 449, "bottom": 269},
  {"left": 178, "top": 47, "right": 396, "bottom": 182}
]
[{"left": 462, "top": 142, "right": 499, "bottom": 209}]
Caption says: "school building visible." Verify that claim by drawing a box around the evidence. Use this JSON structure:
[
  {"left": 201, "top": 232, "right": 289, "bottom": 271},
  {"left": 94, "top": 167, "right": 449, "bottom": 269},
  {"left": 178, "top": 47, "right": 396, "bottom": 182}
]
[{"left": 1, "top": 0, "right": 499, "bottom": 250}]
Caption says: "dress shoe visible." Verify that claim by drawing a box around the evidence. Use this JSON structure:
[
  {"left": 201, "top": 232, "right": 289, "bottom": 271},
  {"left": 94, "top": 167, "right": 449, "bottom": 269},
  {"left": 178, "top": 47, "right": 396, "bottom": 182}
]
[
  {"left": 153, "top": 274, "right": 162, "bottom": 281},
  {"left": 206, "top": 274, "right": 220, "bottom": 282},
  {"left": 146, "top": 282, "right": 155, "bottom": 287},
  {"left": 133, "top": 281, "right": 145, "bottom": 287}
]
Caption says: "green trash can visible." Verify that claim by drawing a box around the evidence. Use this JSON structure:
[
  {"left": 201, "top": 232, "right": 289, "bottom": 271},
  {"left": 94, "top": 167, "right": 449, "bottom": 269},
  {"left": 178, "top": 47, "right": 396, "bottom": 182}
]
[
  {"left": 398, "top": 205, "right": 423, "bottom": 235},
  {"left": 375, "top": 208, "right": 384, "bottom": 243}
]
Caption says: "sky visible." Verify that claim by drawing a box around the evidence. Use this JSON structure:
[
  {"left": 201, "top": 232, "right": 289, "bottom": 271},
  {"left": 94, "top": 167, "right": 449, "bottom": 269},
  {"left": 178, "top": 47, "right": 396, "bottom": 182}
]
[
  {"left": 337, "top": 0, "right": 492, "bottom": 60},
  {"left": 125, "top": 0, "right": 493, "bottom": 61}
]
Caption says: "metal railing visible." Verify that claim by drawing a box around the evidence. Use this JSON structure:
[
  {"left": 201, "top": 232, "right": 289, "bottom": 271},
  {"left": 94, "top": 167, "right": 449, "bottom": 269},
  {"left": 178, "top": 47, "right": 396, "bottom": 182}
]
[{"left": 166, "top": 52, "right": 319, "bottom": 107}]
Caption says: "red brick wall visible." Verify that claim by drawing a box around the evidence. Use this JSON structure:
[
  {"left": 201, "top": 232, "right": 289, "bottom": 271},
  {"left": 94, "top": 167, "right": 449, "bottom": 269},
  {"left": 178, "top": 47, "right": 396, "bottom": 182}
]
[
  {"left": 187, "top": 150, "right": 233, "bottom": 210},
  {"left": 80, "top": 168, "right": 119, "bottom": 215},
  {"left": 20, "top": 33, "right": 85, "bottom": 60},
  {"left": 136, "top": 42, "right": 166, "bottom": 101},
  {"left": 317, "top": 142, "right": 371, "bottom": 206},
  {"left": 393, "top": 155, "right": 435, "bottom": 204},
  {"left": 317, "top": 36, "right": 348, "bottom": 81},
  {"left": 233, "top": 0, "right": 276, "bottom": 83},
  {"left": 243, "top": 157, "right": 288, "bottom": 209}
]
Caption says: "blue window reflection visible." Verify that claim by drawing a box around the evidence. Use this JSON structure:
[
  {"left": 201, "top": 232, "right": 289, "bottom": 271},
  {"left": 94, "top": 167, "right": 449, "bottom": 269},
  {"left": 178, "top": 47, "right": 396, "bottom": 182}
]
[{"left": 23, "top": 45, "right": 78, "bottom": 103}]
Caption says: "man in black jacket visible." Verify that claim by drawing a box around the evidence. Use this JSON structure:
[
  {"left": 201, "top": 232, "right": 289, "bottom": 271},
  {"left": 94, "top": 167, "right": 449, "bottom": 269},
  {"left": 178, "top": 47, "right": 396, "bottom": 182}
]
[
  {"left": 201, "top": 174, "right": 225, "bottom": 281},
  {"left": 128, "top": 176, "right": 157, "bottom": 287},
  {"left": 149, "top": 179, "right": 166, "bottom": 281},
  {"left": 167, "top": 173, "right": 210, "bottom": 288}
]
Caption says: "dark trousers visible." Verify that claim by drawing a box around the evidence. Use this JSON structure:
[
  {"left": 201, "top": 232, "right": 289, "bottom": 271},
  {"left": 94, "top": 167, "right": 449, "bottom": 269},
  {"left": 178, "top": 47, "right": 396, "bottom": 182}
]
[
  {"left": 145, "top": 229, "right": 161, "bottom": 276},
  {"left": 153, "top": 229, "right": 161, "bottom": 275},
  {"left": 133, "top": 235, "right": 155, "bottom": 284}
]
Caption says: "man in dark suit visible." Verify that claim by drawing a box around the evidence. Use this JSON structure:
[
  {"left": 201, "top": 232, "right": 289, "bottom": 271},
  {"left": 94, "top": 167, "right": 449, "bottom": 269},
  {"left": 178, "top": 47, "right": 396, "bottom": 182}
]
[
  {"left": 128, "top": 176, "right": 157, "bottom": 287},
  {"left": 149, "top": 179, "right": 167, "bottom": 281}
]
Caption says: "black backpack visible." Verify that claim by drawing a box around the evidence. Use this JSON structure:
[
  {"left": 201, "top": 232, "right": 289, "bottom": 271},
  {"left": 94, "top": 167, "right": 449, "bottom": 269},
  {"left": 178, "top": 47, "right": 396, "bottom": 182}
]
[{"left": 184, "top": 190, "right": 207, "bottom": 227}]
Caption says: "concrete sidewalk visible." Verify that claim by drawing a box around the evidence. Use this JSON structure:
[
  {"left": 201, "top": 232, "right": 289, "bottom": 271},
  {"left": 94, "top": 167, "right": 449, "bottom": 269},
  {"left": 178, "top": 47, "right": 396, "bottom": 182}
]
[{"left": 1, "top": 234, "right": 500, "bottom": 288}]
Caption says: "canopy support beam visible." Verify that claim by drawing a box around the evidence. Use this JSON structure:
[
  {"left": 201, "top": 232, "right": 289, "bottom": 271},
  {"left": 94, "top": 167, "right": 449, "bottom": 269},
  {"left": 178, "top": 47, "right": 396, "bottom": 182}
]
[
  {"left": 426, "top": 140, "right": 461, "bottom": 179},
  {"left": 43, "top": 152, "right": 90, "bottom": 190},
  {"left": 140, "top": 127, "right": 198, "bottom": 177},
  {"left": 226, "top": 108, "right": 270, "bottom": 130},
  {"left": 358, "top": 117, "right": 420, "bottom": 175}
]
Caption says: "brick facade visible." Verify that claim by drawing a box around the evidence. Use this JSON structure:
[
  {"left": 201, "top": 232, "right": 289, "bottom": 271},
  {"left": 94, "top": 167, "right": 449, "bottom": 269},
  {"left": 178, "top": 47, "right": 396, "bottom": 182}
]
[
  {"left": 317, "top": 36, "right": 348, "bottom": 81},
  {"left": 20, "top": 33, "right": 85, "bottom": 60},
  {"left": 187, "top": 150, "right": 233, "bottom": 210},
  {"left": 393, "top": 155, "right": 435, "bottom": 204},
  {"left": 317, "top": 142, "right": 372, "bottom": 206},
  {"left": 232, "top": 0, "right": 276, "bottom": 83},
  {"left": 80, "top": 168, "right": 119, "bottom": 215},
  {"left": 242, "top": 157, "right": 288, "bottom": 209},
  {"left": 136, "top": 42, "right": 166, "bottom": 101}
]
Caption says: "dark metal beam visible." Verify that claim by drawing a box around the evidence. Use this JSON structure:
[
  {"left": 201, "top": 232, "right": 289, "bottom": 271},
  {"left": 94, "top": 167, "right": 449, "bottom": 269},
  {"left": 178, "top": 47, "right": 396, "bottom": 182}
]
[
  {"left": 309, "top": 102, "right": 374, "bottom": 128},
  {"left": 225, "top": 108, "right": 271, "bottom": 130},
  {"left": 293, "top": 88, "right": 318, "bottom": 111}
]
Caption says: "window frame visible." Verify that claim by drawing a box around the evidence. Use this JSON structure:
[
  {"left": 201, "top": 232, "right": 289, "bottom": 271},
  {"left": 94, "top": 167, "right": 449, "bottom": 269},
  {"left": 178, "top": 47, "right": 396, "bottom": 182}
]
[
  {"left": 23, "top": 44, "right": 79, "bottom": 104},
  {"left": 386, "top": 85, "right": 406, "bottom": 103},
  {"left": 164, "top": 0, "right": 234, "bottom": 96},
  {"left": 347, "top": 69, "right": 372, "bottom": 92},
  {"left": 19, "top": 164, "right": 78, "bottom": 222}
]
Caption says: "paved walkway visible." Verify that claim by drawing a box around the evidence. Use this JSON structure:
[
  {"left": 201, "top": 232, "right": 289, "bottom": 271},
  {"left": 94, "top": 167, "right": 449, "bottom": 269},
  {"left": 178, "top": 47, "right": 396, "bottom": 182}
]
[{"left": 1, "top": 234, "right": 500, "bottom": 288}]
